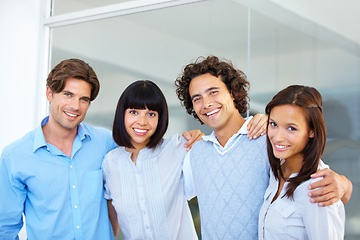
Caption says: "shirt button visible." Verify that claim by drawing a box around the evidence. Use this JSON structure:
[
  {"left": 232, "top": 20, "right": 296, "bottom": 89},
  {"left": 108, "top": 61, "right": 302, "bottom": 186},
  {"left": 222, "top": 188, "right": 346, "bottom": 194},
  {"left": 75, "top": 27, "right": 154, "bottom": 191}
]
[
  {"left": 72, "top": 185, "right": 76, "bottom": 189},
  {"left": 76, "top": 225, "right": 80, "bottom": 229},
  {"left": 70, "top": 165, "right": 73, "bottom": 168},
  {"left": 74, "top": 205, "right": 78, "bottom": 208}
]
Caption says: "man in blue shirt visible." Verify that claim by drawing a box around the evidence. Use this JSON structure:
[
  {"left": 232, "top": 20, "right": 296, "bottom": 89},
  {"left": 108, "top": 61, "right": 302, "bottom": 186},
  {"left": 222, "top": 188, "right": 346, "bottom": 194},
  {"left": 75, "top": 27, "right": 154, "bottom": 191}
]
[{"left": 0, "top": 59, "right": 117, "bottom": 240}]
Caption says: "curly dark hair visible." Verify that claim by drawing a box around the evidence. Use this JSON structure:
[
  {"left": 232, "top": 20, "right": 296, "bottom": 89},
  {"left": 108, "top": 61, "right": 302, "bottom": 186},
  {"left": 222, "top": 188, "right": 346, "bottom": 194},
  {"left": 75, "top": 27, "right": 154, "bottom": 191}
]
[{"left": 175, "top": 56, "right": 249, "bottom": 123}]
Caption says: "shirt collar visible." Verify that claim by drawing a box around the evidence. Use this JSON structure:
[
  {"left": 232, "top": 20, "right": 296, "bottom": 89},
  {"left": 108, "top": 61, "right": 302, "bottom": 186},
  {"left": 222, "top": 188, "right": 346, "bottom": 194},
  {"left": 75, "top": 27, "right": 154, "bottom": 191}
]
[
  {"left": 32, "top": 116, "right": 91, "bottom": 152},
  {"left": 202, "top": 116, "right": 253, "bottom": 145}
]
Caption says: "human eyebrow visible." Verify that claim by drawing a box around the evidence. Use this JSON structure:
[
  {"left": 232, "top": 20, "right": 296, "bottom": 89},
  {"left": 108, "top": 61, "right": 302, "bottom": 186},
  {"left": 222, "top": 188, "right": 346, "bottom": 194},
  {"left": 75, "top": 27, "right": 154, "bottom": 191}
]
[
  {"left": 81, "top": 96, "right": 91, "bottom": 102},
  {"left": 191, "top": 87, "right": 221, "bottom": 101},
  {"left": 62, "top": 90, "right": 73, "bottom": 96},
  {"left": 191, "top": 94, "right": 201, "bottom": 102},
  {"left": 288, "top": 123, "right": 299, "bottom": 129},
  {"left": 268, "top": 118, "right": 276, "bottom": 125},
  {"left": 205, "top": 87, "right": 220, "bottom": 93}
]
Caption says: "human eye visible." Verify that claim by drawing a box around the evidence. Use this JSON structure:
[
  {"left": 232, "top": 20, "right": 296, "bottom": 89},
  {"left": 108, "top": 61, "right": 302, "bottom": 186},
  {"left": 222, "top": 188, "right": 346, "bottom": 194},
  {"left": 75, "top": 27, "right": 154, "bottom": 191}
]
[
  {"left": 192, "top": 97, "right": 201, "bottom": 103},
  {"left": 148, "top": 111, "right": 157, "bottom": 117},
  {"left": 269, "top": 121, "right": 277, "bottom": 127},
  {"left": 63, "top": 92, "right": 71, "bottom": 97},
  {"left": 129, "top": 109, "right": 138, "bottom": 115},
  {"left": 288, "top": 126, "right": 297, "bottom": 131},
  {"left": 80, "top": 97, "right": 90, "bottom": 103},
  {"left": 209, "top": 90, "right": 218, "bottom": 95}
]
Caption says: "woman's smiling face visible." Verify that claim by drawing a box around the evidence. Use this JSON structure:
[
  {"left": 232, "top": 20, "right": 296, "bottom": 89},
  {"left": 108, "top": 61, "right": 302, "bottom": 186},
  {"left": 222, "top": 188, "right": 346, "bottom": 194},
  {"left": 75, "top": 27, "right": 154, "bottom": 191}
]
[
  {"left": 267, "top": 104, "right": 314, "bottom": 163},
  {"left": 124, "top": 108, "right": 159, "bottom": 150}
]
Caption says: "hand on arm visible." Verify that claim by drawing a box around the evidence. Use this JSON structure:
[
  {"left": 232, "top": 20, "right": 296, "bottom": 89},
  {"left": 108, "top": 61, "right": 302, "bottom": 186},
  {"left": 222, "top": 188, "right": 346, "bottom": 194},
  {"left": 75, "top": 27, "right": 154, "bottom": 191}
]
[
  {"left": 247, "top": 113, "right": 268, "bottom": 140},
  {"left": 182, "top": 129, "right": 205, "bottom": 151},
  {"left": 107, "top": 200, "right": 120, "bottom": 237},
  {"left": 308, "top": 168, "right": 353, "bottom": 206}
]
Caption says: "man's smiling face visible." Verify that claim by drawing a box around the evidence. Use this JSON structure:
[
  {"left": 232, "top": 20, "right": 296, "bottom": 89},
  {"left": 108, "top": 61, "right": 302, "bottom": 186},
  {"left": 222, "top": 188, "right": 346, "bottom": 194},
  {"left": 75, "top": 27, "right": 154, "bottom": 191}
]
[
  {"left": 189, "top": 73, "right": 238, "bottom": 132},
  {"left": 47, "top": 77, "right": 91, "bottom": 131}
]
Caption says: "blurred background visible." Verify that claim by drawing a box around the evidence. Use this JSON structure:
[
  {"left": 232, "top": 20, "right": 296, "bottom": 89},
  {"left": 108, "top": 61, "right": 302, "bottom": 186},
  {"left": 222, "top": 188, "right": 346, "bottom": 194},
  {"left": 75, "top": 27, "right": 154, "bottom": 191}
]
[{"left": 1, "top": 0, "right": 359, "bottom": 239}]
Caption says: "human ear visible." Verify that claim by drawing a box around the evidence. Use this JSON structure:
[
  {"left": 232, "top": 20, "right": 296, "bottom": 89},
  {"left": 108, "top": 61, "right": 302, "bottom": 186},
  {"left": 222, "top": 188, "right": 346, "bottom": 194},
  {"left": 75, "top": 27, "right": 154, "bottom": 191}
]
[
  {"left": 309, "top": 131, "right": 315, "bottom": 138},
  {"left": 230, "top": 91, "right": 235, "bottom": 101},
  {"left": 46, "top": 86, "right": 53, "bottom": 102}
]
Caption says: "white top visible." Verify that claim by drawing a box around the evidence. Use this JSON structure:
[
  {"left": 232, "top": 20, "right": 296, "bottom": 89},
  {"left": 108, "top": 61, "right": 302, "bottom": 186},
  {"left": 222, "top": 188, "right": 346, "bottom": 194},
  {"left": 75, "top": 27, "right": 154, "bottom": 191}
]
[
  {"left": 183, "top": 116, "right": 253, "bottom": 199},
  {"left": 102, "top": 135, "right": 198, "bottom": 240},
  {"left": 258, "top": 162, "right": 345, "bottom": 240}
]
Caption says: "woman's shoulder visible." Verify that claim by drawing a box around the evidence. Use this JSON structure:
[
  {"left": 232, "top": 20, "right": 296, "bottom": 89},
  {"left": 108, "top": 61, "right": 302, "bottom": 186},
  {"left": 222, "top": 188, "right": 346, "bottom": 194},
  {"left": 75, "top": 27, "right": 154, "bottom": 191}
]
[
  {"left": 158, "top": 134, "right": 187, "bottom": 157},
  {"left": 161, "top": 134, "right": 186, "bottom": 148},
  {"left": 297, "top": 177, "right": 320, "bottom": 193},
  {"left": 103, "top": 147, "right": 127, "bottom": 163},
  {"left": 297, "top": 161, "right": 328, "bottom": 190},
  {"left": 296, "top": 180, "right": 345, "bottom": 211}
]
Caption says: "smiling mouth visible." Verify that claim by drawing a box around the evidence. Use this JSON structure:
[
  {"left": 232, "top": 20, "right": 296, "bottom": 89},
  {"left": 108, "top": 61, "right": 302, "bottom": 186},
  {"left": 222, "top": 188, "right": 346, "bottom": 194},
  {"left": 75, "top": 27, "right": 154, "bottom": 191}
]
[
  {"left": 64, "top": 111, "right": 78, "bottom": 117},
  {"left": 274, "top": 144, "right": 289, "bottom": 151},
  {"left": 205, "top": 108, "right": 220, "bottom": 117},
  {"left": 134, "top": 128, "right": 147, "bottom": 133},
  {"left": 133, "top": 128, "right": 148, "bottom": 135}
]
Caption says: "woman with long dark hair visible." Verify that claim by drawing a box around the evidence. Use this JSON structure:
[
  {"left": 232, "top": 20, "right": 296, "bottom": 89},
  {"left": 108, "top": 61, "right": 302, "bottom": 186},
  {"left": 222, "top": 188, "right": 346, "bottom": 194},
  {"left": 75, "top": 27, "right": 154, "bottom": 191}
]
[{"left": 259, "top": 85, "right": 345, "bottom": 239}]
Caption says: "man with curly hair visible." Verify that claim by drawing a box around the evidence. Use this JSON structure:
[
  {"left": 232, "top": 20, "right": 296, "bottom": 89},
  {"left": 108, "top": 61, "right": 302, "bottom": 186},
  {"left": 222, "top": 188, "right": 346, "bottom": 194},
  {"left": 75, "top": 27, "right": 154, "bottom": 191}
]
[{"left": 175, "top": 55, "right": 352, "bottom": 239}]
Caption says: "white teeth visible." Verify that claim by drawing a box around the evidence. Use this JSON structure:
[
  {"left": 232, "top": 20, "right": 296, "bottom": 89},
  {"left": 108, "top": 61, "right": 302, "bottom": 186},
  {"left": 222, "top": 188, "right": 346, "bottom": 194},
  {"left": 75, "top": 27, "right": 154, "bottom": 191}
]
[
  {"left": 206, "top": 109, "right": 220, "bottom": 116},
  {"left": 65, "top": 112, "right": 77, "bottom": 117},
  {"left": 134, "top": 128, "right": 147, "bottom": 133},
  {"left": 275, "top": 144, "right": 288, "bottom": 149}
]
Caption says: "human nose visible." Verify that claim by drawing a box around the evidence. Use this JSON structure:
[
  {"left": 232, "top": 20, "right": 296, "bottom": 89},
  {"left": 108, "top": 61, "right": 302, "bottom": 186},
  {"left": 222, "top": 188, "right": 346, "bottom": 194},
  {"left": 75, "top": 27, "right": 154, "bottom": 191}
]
[
  {"left": 69, "top": 99, "right": 80, "bottom": 110},
  {"left": 273, "top": 129, "right": 285, "bottom": 142},
  {"left": 137, "top": 113, "right": 147, "bottom": 125},
  {"left": 203, "top": 96, "right": 213, "bottom": 109}
]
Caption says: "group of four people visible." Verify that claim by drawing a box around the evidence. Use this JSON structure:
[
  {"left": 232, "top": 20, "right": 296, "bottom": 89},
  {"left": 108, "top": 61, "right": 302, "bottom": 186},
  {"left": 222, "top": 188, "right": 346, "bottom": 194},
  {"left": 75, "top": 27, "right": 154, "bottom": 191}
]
[{"left": 0, "top": 56, "right": 352, "bottom": 239}]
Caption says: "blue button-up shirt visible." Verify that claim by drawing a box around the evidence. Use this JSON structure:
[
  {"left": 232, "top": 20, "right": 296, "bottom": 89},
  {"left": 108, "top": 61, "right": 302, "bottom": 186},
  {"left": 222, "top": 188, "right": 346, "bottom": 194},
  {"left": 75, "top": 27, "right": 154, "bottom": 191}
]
[{"left": 0, "top": 117, "right": 117, "bottom": 240}]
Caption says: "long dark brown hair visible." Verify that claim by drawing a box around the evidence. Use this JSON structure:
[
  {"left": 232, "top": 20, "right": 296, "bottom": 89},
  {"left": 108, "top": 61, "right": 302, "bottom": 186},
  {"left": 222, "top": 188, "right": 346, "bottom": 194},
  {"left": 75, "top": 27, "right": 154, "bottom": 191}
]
[{"left": 265, "top": 85, "right": 326, "bottom": 199}]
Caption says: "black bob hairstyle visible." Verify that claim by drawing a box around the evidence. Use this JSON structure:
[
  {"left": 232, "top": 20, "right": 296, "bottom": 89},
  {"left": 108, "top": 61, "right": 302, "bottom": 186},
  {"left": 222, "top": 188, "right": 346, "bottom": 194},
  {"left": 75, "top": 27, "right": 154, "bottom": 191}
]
[{"left": 112, "top": 80, "right": 169, "bottom": 149}]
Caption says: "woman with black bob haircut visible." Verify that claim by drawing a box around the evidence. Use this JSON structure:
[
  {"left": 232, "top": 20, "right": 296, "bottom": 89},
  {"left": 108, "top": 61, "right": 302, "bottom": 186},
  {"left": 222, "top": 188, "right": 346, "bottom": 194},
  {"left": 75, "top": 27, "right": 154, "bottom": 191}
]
[
  {"left": 258, "top": 85, "right": 345, "bottom": 240},
  {"left": 102, "top": 80, "right": 199, "bottom": 239},
  {"left": 112, "top": 80, "right": 168, "bottom": 149}
]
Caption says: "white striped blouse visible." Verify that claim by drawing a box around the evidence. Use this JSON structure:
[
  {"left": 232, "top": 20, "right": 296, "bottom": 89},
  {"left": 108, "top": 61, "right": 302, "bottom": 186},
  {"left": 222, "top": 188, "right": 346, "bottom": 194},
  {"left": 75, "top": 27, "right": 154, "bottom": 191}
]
[{"left": 102, "top": 134, "right": 198, "bottom": 240}]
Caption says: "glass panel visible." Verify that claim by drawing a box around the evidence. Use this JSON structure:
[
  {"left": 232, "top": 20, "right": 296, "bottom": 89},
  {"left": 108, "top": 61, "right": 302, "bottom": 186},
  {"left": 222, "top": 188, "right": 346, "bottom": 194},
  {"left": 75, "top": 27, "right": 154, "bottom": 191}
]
[
  {"left": 52, "top": 0, "right": 130, "bottom": 15},
  {"left": 250, "top": 5, "right": 360, "bottom": 240},
  {"left": 51, "top": 0, "right": 249, "bottom": 137}
]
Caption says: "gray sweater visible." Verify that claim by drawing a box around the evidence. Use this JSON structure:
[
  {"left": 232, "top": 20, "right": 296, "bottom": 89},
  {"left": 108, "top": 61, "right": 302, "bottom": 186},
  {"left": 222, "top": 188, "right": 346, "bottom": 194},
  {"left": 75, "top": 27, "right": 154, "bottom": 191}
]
[{"left": 190, "top": 133, "right": 269, "bottom": 240}]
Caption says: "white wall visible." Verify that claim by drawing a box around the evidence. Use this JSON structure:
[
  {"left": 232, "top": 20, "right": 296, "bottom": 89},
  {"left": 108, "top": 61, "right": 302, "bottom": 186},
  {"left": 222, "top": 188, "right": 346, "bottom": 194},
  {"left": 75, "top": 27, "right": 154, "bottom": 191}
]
[
  {"left": 0, "top": 1, "right": 42, "bottom": 238},
  {"left": 0, "top": 0, "right": 42, "bottom": 153}
]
